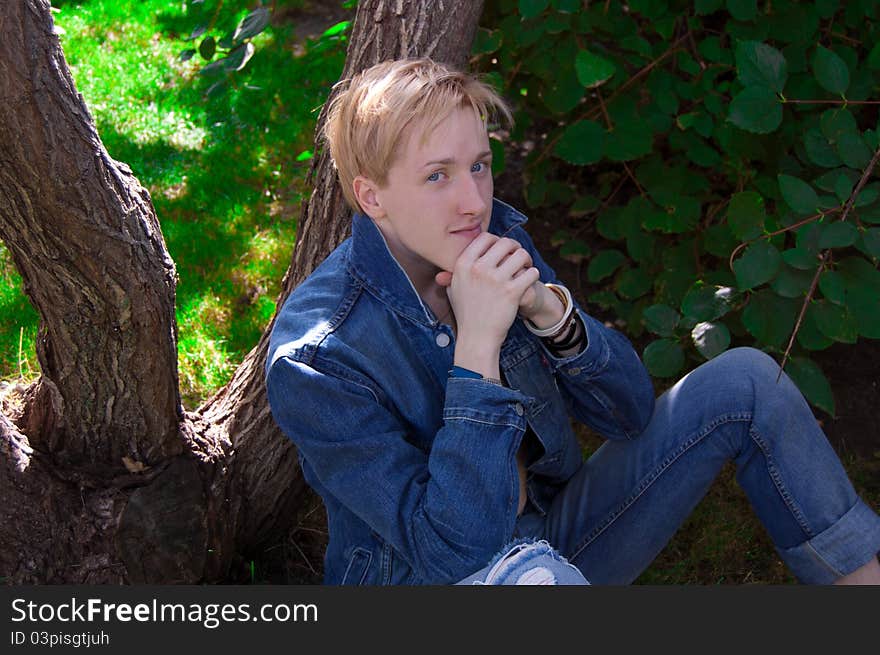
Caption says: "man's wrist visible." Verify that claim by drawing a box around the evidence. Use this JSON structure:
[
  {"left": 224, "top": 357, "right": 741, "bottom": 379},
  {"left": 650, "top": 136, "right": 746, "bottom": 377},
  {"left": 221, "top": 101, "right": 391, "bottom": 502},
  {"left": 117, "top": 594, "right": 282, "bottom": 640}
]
[
  {"left": 520, "top": 283, "right": 565, "bottom": 330},
  {"left": 453, "top": 334, "right": 502, "bottom": 380}
]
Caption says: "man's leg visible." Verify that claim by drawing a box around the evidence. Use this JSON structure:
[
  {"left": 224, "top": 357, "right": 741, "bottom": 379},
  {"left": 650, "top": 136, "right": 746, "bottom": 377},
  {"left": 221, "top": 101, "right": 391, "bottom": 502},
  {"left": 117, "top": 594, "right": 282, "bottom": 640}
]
[{"left": 533, "top": 347, "right": 880, "bottom": 584}]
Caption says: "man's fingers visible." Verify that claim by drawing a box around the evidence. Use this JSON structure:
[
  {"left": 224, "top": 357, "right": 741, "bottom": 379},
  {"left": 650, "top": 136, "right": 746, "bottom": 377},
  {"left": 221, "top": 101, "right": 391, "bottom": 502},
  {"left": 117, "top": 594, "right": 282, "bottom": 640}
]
[
  {"left": 498, "top": 248, "right": 533, "bottom": 278},
  {"left": 456, "top": 232, "right": 499, "bottom": 267},
  {"left": 435, "top": 270, "right": 453, "bottom": 287}
]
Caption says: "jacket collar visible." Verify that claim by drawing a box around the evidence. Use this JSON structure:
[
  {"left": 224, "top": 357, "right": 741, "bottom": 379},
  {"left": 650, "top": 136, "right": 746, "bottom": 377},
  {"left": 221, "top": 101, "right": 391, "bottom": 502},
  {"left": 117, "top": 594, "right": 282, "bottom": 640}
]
[{"left": 347, "top": 198, "right": 529, "bottom": 325}]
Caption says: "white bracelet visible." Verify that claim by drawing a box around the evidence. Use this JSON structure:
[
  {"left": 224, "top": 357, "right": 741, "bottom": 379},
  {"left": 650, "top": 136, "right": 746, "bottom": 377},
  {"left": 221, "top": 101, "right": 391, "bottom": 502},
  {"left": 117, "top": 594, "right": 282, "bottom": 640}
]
[{"left": 524, "top": 283, "right": 574, "bottom": 338}]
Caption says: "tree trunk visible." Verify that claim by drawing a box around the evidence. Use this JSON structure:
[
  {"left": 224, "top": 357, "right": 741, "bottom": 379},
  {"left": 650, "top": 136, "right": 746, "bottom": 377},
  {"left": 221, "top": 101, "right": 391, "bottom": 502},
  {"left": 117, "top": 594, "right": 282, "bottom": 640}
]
[{"left": 0, "top": 0, "right": 484, "bottom": 584}]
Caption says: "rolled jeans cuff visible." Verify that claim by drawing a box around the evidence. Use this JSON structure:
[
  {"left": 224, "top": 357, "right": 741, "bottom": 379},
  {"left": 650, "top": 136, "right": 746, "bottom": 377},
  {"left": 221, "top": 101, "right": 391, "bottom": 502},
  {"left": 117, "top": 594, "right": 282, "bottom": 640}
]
[{"left": 777, "top": 498, "right": 880, "bottom": 584}]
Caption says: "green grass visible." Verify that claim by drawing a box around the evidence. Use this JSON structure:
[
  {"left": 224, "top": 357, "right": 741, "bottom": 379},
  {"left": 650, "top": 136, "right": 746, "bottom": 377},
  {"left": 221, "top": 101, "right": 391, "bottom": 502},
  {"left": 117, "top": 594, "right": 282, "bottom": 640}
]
[{"left": 0, "top": 0, "right": 347, "bottom": 407}]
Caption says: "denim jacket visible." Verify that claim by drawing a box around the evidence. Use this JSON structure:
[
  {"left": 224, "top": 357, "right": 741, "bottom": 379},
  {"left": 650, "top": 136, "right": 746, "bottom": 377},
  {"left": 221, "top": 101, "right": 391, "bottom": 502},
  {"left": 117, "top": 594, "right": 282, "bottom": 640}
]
[{"left": 266, "top": 199, "right": 654, "bottom": 585}]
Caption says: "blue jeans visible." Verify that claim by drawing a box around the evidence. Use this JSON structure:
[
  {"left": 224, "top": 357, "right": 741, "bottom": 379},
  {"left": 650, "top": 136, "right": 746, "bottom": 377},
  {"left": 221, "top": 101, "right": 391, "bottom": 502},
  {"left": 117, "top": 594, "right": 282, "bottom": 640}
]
[{"left": 464, "top": 348, "right": 880, "bottom": 585}]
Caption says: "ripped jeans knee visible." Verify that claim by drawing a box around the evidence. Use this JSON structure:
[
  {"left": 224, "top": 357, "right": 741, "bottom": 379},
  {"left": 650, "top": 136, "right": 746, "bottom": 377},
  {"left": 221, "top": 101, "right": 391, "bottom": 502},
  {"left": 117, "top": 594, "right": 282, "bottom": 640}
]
[{"left": 455, "top": 539, "right": 590, "bottom": 586}]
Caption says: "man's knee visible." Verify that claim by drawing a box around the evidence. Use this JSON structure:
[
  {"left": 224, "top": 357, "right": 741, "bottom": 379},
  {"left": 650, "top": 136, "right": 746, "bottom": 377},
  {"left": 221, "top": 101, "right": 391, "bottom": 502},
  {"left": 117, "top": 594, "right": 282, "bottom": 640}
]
[{"left": 456, "top": 539, "right": 590, "bottom": 585}]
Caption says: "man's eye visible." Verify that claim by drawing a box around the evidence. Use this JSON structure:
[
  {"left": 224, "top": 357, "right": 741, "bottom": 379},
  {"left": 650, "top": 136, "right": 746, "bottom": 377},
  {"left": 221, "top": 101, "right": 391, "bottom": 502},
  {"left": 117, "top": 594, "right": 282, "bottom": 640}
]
[
  {"left": 472, "top": 162, "right": 488, "bottom": 173},
  {"left": 427, "top": 171, "right": 442, "bottom": 182}
]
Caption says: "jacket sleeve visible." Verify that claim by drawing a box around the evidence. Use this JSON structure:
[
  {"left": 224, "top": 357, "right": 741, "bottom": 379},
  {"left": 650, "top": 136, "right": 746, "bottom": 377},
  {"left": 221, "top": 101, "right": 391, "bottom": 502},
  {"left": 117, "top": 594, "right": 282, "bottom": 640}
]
[
  {"left": 511, "top": 226, "right": 656, "bottom": 440},
  {"left": 266, "top": 355, "right": 532, "bottom": 584}
]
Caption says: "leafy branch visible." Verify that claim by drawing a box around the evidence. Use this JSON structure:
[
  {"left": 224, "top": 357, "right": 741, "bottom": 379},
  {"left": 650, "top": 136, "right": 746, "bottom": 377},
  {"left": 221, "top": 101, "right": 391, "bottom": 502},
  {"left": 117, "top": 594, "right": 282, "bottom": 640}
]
[{"left": 778, "top": 143, "right": 880, "bottom": 378}]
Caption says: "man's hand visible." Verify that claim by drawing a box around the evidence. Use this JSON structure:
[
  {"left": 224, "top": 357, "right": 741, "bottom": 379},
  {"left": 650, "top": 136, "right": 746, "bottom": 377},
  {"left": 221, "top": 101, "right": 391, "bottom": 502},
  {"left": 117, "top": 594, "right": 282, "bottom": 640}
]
[
  {"left": 443, "top": 234, "right": 539, "bottom": 341},
  {"left": 436, "top": 236, "right": 565, "bottom": 334}
]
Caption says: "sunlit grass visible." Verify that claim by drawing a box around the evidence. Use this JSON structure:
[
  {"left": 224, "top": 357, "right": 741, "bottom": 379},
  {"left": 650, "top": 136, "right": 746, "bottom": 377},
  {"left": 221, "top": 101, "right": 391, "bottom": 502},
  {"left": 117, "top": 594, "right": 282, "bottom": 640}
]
[{"left": 0, "top": 0, "right": 347, "bottom": 405}]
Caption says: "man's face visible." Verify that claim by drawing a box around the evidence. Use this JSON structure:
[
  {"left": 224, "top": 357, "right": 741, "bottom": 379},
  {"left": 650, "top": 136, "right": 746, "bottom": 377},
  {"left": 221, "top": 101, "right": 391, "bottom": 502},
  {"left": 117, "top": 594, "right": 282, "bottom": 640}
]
[{"left": 368, "top": 106, "right": 493, "bottom": 287}]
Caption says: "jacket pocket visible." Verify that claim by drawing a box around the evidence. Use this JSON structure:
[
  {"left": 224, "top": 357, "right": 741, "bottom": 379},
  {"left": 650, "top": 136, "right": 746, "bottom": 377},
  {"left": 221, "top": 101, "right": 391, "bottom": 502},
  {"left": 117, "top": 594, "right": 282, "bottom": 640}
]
[{"left": 340, "top": 547, "right": 373, "bottom": 585}]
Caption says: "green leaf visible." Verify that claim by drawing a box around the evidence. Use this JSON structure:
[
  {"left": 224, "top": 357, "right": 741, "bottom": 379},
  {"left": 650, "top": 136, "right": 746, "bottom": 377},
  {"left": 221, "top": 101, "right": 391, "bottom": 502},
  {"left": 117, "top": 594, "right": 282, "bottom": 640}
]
[
  {"left": 559, "top": 239, "right": 591, "bottom": 264},
  {"left": 812, "top": 299, "right": 858, "bottom": 343},
  {"left": 726, "top": 0, "right": 757, "bottom": 21},
  {"left": 541, "top": 67, "right": 584, "bottom": 114},
  {"left": 771, "top": 264, "right": 813, "bottom": 298},
  {"left": 819, "top": 270, "right": 847, "bottom": 304},
  {"left": 224, "top": 42, "right": 256, "bottom": 72},
  {"left": 728, "top": 87, "right": 782, "bottom": 134},
  {"left": 833, "top": 174, "right": 853, "bottom": 203},
  {"left": 835, "top": 131, "right": 872, "bottom": 169},
  {"left": 820, "top": 108, "right": 857, "bottom": 143},
  {"left": 186, "top": 24, "right": 207, "bottom": 42},
  {"left": 616, "top": 267, "right": 654, "bottom": 299},
  {"left": 778, "top": 174, "right": 819, "bottom": 215},
  {"left": 473, "top": 28, "right": 503, "bottom": 55},
  {"left": 643, "top": 304, "right": 681, "bottom": 337},
  {"left": 812, "top": 45, "right": 850, "bottom": 95},
  {"left": 605, "top": 120, "right": 654, "bottom": 162},
  {"left": 643, "top": 339, "right": 685, "bottom": 377},
  {"left": 704, "top": 223, "right": 738, "bottom": 258},
  {"left": 798, "top": 305, "right": 834, "bottom": 350},
  {"left": 691, "top": 321, "right": 731, "bottom": 359},
  {"left": 587, "top": 249, "right": 626, "bottom": 282},
  {"left": 862, "top": 227, "right": 880, "bottom": 258},
  {"left": 818, "top": 221, "right": 858, "bottom": 248},
  {"left": 735, "top": 41, "right": 787, "bottom": 92},
  {"left": 553, "top": 0, "right": 581, "bottom": 11},
  {"left": 682, "top": 284, "right": 736, "bottom": 322},
  {"left": 554, "top": 121, "right": 604, "bottom": 165},
  {"left": 519, "top": 0, "right": 549, "bottom": 18},
  {"left": 854, "top": 183, "right": 880, "bottom": 208},
  {"left": 575, "top": 50, "right": 616, "bottom": 88},
  {"left": 626, "top": 230, "right": 658, "bottom": 264},
  {"left": 838, "top": 255, "right": 880, "bottom": 338},
  {"left": 785, "top": 357, "right": 835, "bottom": 416},
  {"left": 696, "top": 0, "right": 723, "bottom": 14},
  {"left": 733, "top": 241, "right": 782, "bottom": 290},
  {"left": 814, "top": 0, "right": 839, "bottom": 20},
  {"left": 321, "top": 21, "right": 351, "bottom": 38},
  {"left": 869, "top": 42, "right": 880, "bottom": 70},
  {"left": 569, "top": 194, "right": 600, "bottom": 217},
  {"left": 742, "top": 289, "right": 798, "bottom": 348},
  {"left": 804, "top": 129, "right": 842, "bottom": 168},
  {"left": 782, "top": 247, "right": 820, "bottom": 270},
  {"left": 233, "top": 7, "right": 270, "bottom": 43},
  {"left": 727, "top": 191, "right": 766, "bottom": 240},
  {"left": 489, "top": 136, "right": 506, "bottom": 175},
  {"left": 644, "top": 197, "right": 702, "bottom": 233},
  {"left": 198, "top": 36, "right": 216, "bottom": 61}
]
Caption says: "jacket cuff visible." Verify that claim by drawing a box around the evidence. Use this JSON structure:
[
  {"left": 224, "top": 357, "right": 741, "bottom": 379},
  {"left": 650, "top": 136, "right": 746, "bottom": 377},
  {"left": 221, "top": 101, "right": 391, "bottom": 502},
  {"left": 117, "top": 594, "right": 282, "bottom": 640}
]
[
  {"left": 443, "top": 377, "right": 532, "bottom": 429},
  {"left": 539, "top": 309, "right": 610, "bottom": 376}
]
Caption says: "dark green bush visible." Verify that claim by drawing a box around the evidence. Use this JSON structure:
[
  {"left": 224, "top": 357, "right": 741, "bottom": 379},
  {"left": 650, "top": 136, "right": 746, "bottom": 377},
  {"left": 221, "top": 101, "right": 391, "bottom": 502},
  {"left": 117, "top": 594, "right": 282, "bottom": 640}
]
[{"left": 474, "top": 0, "right": 880, "bottom": 415}]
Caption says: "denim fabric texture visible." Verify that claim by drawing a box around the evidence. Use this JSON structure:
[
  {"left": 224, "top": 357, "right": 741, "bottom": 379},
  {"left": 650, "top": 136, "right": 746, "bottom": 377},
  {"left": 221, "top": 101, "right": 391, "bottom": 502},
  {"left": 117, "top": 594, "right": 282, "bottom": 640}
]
[{"left": 266, "top": 199, "right": 880, "bottom": 585}]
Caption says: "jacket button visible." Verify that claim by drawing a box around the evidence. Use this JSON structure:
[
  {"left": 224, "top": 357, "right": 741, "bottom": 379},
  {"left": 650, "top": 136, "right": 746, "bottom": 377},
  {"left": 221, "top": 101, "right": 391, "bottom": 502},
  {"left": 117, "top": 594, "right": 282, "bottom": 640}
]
[
  {"left": 567, "top": 367, "right": 581, "bottom": 375},
  {"left": 514, "top": 403, "right": 524, "bottom": 416},
  {"left": 435, "top": 332, "right": 450, "bottom": 347}
]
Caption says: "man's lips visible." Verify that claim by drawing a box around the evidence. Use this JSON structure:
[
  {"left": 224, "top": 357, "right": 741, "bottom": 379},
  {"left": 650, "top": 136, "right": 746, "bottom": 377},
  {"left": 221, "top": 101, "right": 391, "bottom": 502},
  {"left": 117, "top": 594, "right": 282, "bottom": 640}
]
[{"left": 451, "top": 224, "right": 482, "bottom": 238}]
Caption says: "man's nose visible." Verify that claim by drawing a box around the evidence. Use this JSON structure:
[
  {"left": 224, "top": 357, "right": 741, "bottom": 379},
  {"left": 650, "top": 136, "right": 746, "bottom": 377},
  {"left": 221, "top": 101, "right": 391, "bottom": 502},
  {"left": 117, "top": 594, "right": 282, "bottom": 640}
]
[{"left": 457, "top": 173, "right": 487, "bottom": 215}]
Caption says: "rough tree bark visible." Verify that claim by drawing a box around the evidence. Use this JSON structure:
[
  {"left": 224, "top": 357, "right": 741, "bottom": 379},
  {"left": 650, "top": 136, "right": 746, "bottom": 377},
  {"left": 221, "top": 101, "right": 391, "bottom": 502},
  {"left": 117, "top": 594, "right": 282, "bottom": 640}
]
[{"left": 0, "top": 0, "right": 485, "bottom": 583}]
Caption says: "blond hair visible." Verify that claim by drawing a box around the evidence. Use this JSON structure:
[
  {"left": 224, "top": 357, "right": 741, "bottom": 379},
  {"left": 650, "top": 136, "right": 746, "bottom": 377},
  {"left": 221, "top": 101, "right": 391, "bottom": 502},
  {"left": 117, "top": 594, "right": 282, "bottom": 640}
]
[{"left": 322, "top": 58, "right": 512, "bottom": 212}]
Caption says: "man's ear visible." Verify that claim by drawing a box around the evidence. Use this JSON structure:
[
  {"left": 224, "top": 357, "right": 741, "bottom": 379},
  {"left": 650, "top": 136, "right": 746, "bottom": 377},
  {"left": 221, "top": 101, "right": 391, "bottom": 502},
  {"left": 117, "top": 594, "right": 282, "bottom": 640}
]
[{"left": 352, "top": 176, "right": 385, "bottom": 219}]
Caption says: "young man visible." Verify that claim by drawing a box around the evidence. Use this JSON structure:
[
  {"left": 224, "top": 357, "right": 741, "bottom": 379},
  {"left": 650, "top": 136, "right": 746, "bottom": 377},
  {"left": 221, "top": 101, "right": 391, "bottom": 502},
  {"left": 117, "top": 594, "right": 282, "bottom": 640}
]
[{"left": 266, "top": 58, "right": 880, "bottom": 585}]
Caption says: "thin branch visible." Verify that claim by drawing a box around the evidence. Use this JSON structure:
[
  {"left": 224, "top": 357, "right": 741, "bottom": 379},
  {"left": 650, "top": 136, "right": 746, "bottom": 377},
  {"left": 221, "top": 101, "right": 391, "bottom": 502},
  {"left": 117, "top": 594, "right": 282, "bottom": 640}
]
[
  {"left": 782, "top": 99, "right": 880, "bottom": 105},
  {"left": 535, "top": 33, "right": 691, "bottom": 165},
  {"left": 777, "top": 143, "right": 880, "bottom": 379},
  {"left": 596, "top": 92, "right": 647, "bottom": 198},
  {"left": 728, "top": 212, "right": 826, "bottom": 272}
]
